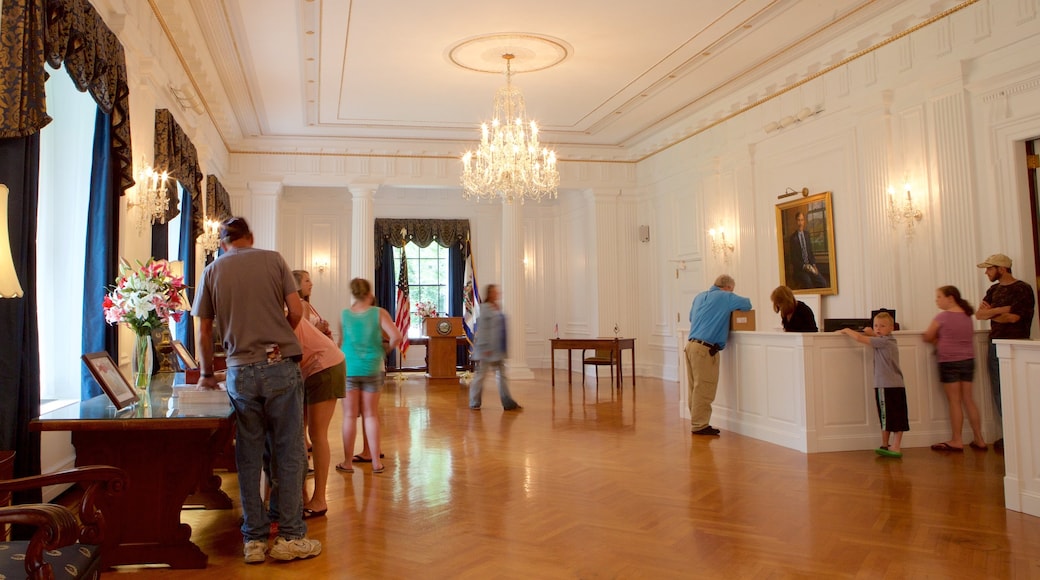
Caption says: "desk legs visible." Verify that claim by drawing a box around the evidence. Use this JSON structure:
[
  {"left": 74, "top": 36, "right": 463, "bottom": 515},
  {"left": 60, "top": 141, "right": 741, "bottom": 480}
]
[
  {"left": 551, "top": 348, "right": 555, "bottom": 386},
  {"left": 74, "top": 427, "right": 231, "bottom": 569}
]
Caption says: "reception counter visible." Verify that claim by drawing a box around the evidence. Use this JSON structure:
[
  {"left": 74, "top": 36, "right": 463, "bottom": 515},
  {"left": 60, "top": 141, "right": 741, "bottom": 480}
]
[
  {"left": 995, "top": 339, "right": 1040, "bottom": 518},
  {"left": 677, "top": 330, "right": 1001, "bottom": 453}
]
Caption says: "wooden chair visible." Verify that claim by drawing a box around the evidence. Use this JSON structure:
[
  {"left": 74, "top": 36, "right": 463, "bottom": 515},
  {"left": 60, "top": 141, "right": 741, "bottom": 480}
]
[
  {"left": 0, "top": 451, "right": 126, "bottom": 580},
  {"left": 582, "top": 348, "right": 617, "bottom": 386}
]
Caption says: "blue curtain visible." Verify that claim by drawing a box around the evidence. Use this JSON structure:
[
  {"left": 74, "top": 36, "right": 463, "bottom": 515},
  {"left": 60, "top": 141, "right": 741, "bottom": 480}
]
[
  {"left": 80, "top": 108, "right": 119, "bottom": 400},
  {"left": 176, "top": 186, "right": 195, "bottom": 350},
  {"left": 447, "top": 243, "right": 469, "bottom": 367},
  {"left": 0, "top": 134, "right": 43, "bottom": 497},
  {"left": 375, "top": 241, "right": 397, "bottom": 368}
]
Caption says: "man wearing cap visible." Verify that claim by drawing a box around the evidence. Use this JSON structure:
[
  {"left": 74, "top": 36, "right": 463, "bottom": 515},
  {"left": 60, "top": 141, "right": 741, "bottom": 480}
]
[
  {"left": 192, "top": 217, "right": 322, "bottom": 564},
  {"left": 975, "top": 253, "right": 1035, "bottom": 435},
  {"left": 685, "top": 274, "right": 753, "bottom": 436}
]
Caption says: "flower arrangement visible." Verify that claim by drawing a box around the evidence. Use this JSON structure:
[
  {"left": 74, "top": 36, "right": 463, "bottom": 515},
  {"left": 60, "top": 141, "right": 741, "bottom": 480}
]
[
  {"left": 415, "top": 301, "right": 438, "bottom": 320},
  {"left": 103, "top": 258, "right": 187, "bottom": 336}
]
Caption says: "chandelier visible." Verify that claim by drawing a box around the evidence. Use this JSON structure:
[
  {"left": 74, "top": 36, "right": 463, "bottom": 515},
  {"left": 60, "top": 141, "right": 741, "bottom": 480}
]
[
  {"left": 461, "top": 54, "right": 559, "bottom": 204},
  {"left": 197, "top": 218, "right": 221, "bottom": 256},
  {"left": 129, "top": 163, "right": 169, "bottom": 235}
]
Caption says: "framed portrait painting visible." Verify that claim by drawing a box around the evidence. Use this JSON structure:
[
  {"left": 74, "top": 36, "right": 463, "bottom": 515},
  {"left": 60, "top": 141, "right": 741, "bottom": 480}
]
[
  {"left": 82, "top": 351, "right": 139, "bottom": 409},
  {"left": 776, "top": 191, "right": 838, "bottom": 295}
]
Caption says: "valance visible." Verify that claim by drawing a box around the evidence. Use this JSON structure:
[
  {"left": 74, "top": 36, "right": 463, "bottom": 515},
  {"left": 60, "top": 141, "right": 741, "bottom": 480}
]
[
  {"left": 154, "top": 109, "right": 203, "bottom": 233},
  {"left": 374, "top": 218, "right": 470, "bottom": 266},
  {"left": 0, "top": 0, "right": 134, "bottom": 192},
  {"left": 205, "top": 175, "right": 232, "bottom": 222}
]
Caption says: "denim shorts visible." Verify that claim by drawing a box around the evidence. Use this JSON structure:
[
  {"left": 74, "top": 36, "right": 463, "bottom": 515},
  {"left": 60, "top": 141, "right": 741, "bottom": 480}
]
[
  {"left": 346, "top": 373, "right": 384, "bottom": 393},
  {"left": 938, "top": 359, "right": 974, "bottom": 383}
]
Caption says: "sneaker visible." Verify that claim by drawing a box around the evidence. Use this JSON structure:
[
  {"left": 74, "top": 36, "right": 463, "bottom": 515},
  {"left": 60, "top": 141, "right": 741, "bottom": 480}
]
[
  {"left": 244, "top": 540, "right": 268, "bottom": 564},
  {"left": 269, "top": 536, "right": 322, "bottom": 561}
]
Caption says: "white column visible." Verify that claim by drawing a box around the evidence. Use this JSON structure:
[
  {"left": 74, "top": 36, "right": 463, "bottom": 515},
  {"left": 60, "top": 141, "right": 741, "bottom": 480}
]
[
  {"left": 246, "top": 181, "right": 283, "bottom": 250},
  {"left": 349, "top": 185, "right": 377, "bottom": 282},
  {"left": 502, "top": 201, "right": 533, "bottom": 379}
]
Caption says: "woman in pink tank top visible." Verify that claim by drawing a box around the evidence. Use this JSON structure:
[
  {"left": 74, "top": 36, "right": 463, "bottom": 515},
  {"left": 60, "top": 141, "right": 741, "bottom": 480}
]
[{"left": 923, "top": 285, "right": 986, "bottom": 452}]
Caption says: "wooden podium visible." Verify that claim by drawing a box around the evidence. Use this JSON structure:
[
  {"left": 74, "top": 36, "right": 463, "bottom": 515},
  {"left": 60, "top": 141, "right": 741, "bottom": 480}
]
[{"left": 423, "top": 317, "right": 464, "bottom": 385}]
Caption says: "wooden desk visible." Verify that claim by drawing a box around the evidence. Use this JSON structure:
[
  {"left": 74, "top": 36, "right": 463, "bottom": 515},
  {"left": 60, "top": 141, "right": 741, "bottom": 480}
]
[
  {"left": 550, "top": 338, "right": 636, "bottom": 387},
  {"left": 30, "top": 377, "right": 234, "bottom": 570}
]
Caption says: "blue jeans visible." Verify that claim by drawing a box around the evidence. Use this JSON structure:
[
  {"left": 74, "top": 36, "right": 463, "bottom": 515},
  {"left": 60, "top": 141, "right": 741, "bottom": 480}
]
[
  {"left": 469, "top": 359, "right": 518, "bottom": 409},
  {"left": 227, "top": 358, "right": 307, "bottom": 542},
  {"left": 987, "top": 340, "right": 1002, "bottom": 417}
]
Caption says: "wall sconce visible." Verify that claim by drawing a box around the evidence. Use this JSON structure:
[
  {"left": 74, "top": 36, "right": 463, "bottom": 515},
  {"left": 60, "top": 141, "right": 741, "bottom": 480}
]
[
  {"left": 887, "top": 183, "right": 923, "bottom": 238},
  {"left": 128, "top": 160, "right": 169, "bottom": 235},
  {"left": 778, "top": 187, "right": 809, "bottom": 199},
  {"left": 313, "top": 257, "right": 330, "bottom": 275},
  {"left": 763, "top": 105, "right": 824, "bottom": 133},
  {"left": 197, "top": 219, "right": 221, "bottom": 256},
  {"left": 708, "top": 227, "right": 735, "bottom": 261},
  {"left": 0, "top": 184, "right": 25, "bottom": 298}
]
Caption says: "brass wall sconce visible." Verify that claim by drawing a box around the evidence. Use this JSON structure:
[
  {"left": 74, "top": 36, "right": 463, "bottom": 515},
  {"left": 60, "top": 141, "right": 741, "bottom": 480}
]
[{"left": 778, "top": 187, "right": 809, "bottom": 200}]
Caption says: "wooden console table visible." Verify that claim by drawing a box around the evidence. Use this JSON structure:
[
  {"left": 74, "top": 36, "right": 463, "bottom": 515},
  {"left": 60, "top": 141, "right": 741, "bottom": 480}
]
[
  {"left": 550, "top": 338, "right": 636, "bottom": 387},
  {"left": 30, "top": 377, "right": 234, "bottom": 569}
]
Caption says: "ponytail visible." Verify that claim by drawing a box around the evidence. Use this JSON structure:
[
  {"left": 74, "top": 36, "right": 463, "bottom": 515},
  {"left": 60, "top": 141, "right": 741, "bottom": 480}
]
[{"left": 939, "top": 285, "right": 974, "bottom": 316}]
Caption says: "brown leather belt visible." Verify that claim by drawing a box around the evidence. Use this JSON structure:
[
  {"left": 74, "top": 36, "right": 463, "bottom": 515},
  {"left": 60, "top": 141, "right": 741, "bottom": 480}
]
[{"left": 689, "top": 338, "right": 721, "bottom": 355}]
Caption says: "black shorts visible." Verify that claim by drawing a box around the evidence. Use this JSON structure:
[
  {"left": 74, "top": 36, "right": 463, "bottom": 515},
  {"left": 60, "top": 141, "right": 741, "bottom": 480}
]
[
  {"left": 938, "top": 359, "right": 974, "bottom": 383},
  {"left": 874, "top": 387, "right": 909, "bottom": 432}
]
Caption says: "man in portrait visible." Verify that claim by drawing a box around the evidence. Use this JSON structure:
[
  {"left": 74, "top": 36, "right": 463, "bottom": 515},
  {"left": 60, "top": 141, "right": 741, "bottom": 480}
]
[{"left": 785, "top": 210, "right": 828, "bottom": 289}]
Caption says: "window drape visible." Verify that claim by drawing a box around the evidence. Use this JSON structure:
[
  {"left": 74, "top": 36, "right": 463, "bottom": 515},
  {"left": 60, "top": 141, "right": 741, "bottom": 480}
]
[
  {"left": 176, "top": 186, "right": 195, "bottom": 353},
  {"left": 205, "top": 175, "right": 233, "bottom": 222},
  {"left": 153, "top": 109, "right": 203, "bottom": 234},
  {"left": 0, "top": 0, "right": 135, "bottom": 193},
  {"left": 80, "top": 107, "right": 119, "bottom": 400},
  {"left": 0, "top": 134, "right": 43, "bottom": 502}
]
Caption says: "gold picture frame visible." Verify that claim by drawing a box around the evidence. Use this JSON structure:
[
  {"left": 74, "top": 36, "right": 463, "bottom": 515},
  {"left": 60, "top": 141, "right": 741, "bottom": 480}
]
[
  {"left": 776, "top": 191, "right": 838, "bottom": 295},
  {"left": 82, "top": 351, "right": 139, "bottom": 409}
]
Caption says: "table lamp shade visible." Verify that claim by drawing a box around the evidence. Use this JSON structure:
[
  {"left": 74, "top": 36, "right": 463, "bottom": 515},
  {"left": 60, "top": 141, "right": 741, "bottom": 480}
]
[{"left": 0, "top": 185, "right": 25, "bottom": 298}]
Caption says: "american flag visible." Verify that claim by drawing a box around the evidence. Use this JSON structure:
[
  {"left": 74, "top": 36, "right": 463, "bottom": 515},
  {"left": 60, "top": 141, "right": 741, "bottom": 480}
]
[{"left": 394, "top": 247, "right": 411, "bottom": 355}]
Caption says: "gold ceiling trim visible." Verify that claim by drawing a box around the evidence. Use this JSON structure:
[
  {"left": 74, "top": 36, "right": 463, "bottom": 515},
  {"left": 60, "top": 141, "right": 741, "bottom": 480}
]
[{"left": 631, "top": 0, "right": 981, "bottom": 163}]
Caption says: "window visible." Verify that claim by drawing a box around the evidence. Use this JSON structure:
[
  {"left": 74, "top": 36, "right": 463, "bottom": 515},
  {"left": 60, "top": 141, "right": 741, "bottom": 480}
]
[
  {"left": 37, "top": 68, "right": 96, "bottom": 402},
  {"left": 394, "top": 242, "right": 449, "bottom": 336}
]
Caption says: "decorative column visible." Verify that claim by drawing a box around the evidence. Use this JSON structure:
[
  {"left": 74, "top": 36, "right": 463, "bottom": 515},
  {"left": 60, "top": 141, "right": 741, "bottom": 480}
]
[
  {"left": 349, "top": 185, "right": 377, "bottom": 282},
  {"left": 246, "top": 181, "right": 283, "bottom": 250},
  {"left": 502, "top": 200, "right": 533, "bottom": 379}
]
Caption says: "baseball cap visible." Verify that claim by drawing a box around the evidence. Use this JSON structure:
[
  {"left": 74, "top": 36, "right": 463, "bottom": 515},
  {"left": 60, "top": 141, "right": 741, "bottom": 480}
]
[
  {"left": 976, "top": 253, "right": 1012, "bottom": 268},
  {"left": 219, "top": 217, "right": 251, "bottom": 243}
]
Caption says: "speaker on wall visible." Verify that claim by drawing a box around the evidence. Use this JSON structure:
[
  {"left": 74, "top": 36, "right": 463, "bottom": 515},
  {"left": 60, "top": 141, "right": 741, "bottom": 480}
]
[{"left": 638, "top": 225, "right": 650, "bottom": 243}]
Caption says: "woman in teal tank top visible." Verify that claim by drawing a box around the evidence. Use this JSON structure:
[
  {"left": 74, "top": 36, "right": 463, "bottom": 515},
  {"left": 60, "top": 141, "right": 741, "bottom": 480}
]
[{"left": 337, "top": 278, "right": 401, "bottom": 475}]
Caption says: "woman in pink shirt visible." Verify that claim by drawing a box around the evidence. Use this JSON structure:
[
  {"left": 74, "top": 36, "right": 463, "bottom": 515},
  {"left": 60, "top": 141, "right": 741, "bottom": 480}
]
[{"left": 923, "top": 285, "right": 986, "bottom": 452}]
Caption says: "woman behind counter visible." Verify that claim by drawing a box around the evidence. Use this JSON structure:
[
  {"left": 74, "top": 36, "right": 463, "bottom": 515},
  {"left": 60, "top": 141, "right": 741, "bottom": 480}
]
[{"left": 770, "top": 285, "right": 818, "bottom": 332}]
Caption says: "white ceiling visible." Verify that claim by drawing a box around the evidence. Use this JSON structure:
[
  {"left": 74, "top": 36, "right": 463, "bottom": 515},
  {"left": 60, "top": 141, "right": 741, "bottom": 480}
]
[{"left": 154, "top": 0, "right": 909, "bottom": 161}]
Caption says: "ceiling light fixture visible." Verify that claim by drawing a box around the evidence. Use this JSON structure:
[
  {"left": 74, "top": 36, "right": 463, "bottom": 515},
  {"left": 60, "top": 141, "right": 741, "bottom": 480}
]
[{"left": 461, "top": 54, "right": 559, "bottom": 205}]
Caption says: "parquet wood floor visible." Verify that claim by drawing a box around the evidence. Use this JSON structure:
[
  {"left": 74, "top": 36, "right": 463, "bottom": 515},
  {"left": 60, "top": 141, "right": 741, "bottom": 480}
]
[{"left": 111, "top": 371, "right": 1040, "bottom": 579}]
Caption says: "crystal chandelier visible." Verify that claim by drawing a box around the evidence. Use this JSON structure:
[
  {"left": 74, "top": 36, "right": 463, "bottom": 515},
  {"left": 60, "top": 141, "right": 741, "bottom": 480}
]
[
  {"left": 197, "top": 218, "right": 221, "bottom": 256},
  {"left": 461, "top": 54, "right": 559, "bottom": 204},
  {"left": 129, "top": 163, "right": 169, "bottom": 235}
]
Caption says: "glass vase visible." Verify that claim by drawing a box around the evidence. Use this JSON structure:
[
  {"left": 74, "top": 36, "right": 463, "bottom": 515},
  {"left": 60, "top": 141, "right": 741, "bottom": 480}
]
[{"left": 131, "top": 332, "right": 153, "bottom": 392}]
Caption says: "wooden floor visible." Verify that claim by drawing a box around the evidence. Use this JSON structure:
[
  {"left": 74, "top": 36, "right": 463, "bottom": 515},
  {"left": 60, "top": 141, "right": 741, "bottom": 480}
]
[{"left": 111, "top": 371, "right": 1040, "bottom": 579}]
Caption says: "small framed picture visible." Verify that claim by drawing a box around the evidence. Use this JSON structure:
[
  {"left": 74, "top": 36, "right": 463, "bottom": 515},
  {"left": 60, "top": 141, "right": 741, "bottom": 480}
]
[
  {"left": 171, "top": 340, "right": 199, "bottom": 371},
  {"left": 82, "top": 352, "right": 138, "bottom": 409}
]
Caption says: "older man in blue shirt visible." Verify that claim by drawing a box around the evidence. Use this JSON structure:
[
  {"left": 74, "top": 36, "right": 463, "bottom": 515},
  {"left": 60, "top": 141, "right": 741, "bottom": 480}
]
[{"left": 685, "top": 274, "right": 753, "bottom": 436}]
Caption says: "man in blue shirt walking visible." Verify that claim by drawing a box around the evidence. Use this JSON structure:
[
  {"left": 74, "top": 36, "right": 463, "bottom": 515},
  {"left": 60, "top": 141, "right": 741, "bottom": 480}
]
[{"left": 685, "top": 274, "right": 753, "bottom": 436}]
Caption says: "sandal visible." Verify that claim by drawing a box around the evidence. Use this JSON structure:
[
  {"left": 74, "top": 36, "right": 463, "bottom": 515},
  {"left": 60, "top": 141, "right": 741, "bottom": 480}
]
[
  {"left": 371, "top": 464, "right": 385, "bottom": 474},
  {"left": 930, "top": 442, "right": 964, "bottom": 452},
  {"left": 969, "top": 441, "right": 988, "bottom": 451},
  {"left": 334, "top": 463, "right": 354, "bottom": 473}
]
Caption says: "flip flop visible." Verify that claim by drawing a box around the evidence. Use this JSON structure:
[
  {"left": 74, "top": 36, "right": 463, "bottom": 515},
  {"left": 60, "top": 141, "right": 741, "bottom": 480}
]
[
  {"left": 930, "top": 442, "right": 964, "bottom": 452},
  {"left": 875, "top": 448, "right": 903, "bottom": 458},
  {"left": 371, "top": 464, "right": 385, "bottom": 474},
  {"left": 969, "top": 442, "right": 988, "bottom": 451},
  {"left": 302, "top": 508, "right": 327, "bottom": 519},
  {"left": 352, "top": 454, "right": 385, "bottom": 463},
  {"left": 334, "top": 463, "right": 354, "bottom": 473}
]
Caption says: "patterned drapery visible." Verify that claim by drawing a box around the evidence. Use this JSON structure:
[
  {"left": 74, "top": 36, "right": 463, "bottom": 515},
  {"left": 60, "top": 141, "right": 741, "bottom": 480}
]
[
  {"left": 0, "top": 0, "right": 134, "bottom": 192},
  {"left": 205, "top": 175, "right": 232, "bottom": 222},
  {"left": 154, "top": 109, "right": 203, "bottom": 234},
  {"left": 374, "top": 218, "right": 471, "bottom": 266}
]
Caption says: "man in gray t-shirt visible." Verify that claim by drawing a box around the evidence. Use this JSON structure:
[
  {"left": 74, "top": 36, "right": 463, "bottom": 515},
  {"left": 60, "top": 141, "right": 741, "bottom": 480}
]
[{"left": 192, "top": 217, "right": 321, "bottom": 564}]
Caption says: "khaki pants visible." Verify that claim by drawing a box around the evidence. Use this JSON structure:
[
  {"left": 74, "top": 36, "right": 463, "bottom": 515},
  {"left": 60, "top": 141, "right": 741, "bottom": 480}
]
[{"left": 685, "top": 341, "right": 720, "bottom": 430}]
